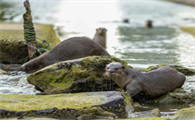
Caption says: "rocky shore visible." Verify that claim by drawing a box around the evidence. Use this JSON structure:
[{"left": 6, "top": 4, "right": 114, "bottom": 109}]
[{"left": 1, "top": 23, "right": 195, "bottom": 119}]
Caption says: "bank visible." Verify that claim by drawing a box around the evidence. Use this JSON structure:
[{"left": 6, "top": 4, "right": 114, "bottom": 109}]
[
  {"left": 0, "top": 23, "right": 60, "bottom": 64},
  {"left": 165, "top": 0, "right": 195, "bottom": 6}
]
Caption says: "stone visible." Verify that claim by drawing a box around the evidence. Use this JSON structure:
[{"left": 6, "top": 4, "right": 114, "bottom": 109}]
[
  {"left": 27, "top": 56, "right": 132, "bottom": 94},
  {"left": 0, "top": 91, "right": 134, "bottom": 119},
  {"left": 171, "top": 106, "right": 195, "bottom": 120},
  {"left": 146, "top": 64, "right": 195, "bottom": 76},
  {"left": 136, "top": 88, "right": 195, "bottom": 104}
]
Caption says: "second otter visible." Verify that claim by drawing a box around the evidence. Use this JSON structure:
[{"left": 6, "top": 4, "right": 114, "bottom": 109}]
[
  {"left": 19, "top": 37, "right": 110, "bottom": 73},
  {"left": 105, "top": 62, "right": 186, "bottom": 98},
  {"left": 92, "top": 27, "right": 107, "bottom": 49}
]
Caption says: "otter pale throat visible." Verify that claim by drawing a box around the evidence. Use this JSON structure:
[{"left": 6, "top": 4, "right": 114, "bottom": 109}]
[
  {"left": 105, "top": 62, "right": 186, "bottom": 97},
  {"left": 92, "top": 27, "right": 107, "bottom": 49}
]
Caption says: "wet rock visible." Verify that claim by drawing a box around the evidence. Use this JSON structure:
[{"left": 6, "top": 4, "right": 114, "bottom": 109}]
[
  {"left": 146, "top": 64, "right": 195, "bottom": 75},
  {"left": 0, "top": 91, "right": 134, "bottom": 119},
  {"left": 133, "top": 102, "right": 155, "bottom": 111},
  {"left": 171, "top": 106, "right": 195, "bottom": 120},
  {"left": 27, "top": 56, "right": 131, "bottom": 94},
  {"left": 137, "top": 88, "right": 195, "bottom": 104},
  {"left": 129, "top": 108, "right": 161, "bottom": 118},
  {"left": 77, "top": 107, "right": 117, "bottom": 120},
  {"left": 0, "top": 63, "right": 21, "bottom": 71},
  {"left": 123, "top": 117, "right": 169, "bottom": 120}
]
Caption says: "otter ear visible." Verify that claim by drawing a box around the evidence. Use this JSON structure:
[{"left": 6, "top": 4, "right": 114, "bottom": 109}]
[{"left": 96, "top": 28, "right": 99, "bottom": 31}]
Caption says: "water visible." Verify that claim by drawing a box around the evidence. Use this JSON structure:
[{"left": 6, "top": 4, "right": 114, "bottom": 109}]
[{"left": 0, "top": 0, "right": 195, "bottom": 117}]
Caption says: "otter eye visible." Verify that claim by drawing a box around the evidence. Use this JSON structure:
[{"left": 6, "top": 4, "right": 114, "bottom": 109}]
[{"left": 107, "top": 67, "right": 109, "bottom": 69}]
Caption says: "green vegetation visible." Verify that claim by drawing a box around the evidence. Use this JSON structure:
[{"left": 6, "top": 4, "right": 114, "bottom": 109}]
[
  {"left": 0, "top": 93, "right": 104, "bottom": 111},
  {"left": 28, "top": 56, "right": 132, "bottom": 94},
  {"left": 180, "top": 26, "right": 195, "bottom": 37},
  {"left": 0, "top": 23, "right": 60, "bottom": 64}
]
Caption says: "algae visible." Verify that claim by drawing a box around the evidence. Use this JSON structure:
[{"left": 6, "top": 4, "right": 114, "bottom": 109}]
[
  {"left": 27, "top": 56, "right": 131, "bottom": 94},
  {"left": 77, "top": 107, "right": 117, "bottom": 119},
  {"left": 171, "top": 106, "right": 195, "bottom": 120},
  {"left": 121, "top": 92, "right": 134, "bottom": 112},
  {"left": 120, "top": 117, "right": 169, "bottom": 120},
  {"left": 0, "top": 93, "right": 104, "bottom": 111}
]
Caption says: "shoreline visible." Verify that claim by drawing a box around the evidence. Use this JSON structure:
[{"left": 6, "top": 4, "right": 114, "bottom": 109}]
[
  {"left": 165, "top": 0, "right": 195, "bottom": 6},
  {"left": 180, "top": 26, "right": 195, "bottom": 37}
]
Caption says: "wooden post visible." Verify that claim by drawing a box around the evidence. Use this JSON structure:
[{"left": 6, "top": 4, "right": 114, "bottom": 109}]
[{"left": 23, "top": 0, "right": 36, "bottom": 58}]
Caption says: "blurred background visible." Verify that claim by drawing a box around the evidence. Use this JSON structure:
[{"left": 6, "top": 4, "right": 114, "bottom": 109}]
[{"left": 1, "top": 0, "right": 195, "bottom": 69}]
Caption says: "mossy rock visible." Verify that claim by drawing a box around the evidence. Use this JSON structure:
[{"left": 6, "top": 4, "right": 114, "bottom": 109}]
[
  {"left": 0, "top": 23, "right": 60, "bottom": 64},
  {"left": 0, "top": 91, "right": 134, "bottom": 119},
  {"left": 27, "top": 56, "right": 132, "bottom": 94},
  {"left": 171, "top": 106, "right": 195, "bottom": 120},
  {"left": 128, "top": 108, "right": 161, "bottom": 118},
  {"left": 122, "top": 117, "right": 169, "bottom": 120},
  {"left": 136, "top": 88, "right": 195, "bottom": 104},
  {"left": 146, "top": 64, "right": 195, "bottom": 75}
]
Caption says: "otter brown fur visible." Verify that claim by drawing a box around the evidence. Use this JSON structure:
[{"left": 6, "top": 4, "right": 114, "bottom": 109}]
[
  {"left": 105, "top": 62, "right": 186, "bottom": 97},
  {"left": 92, "top": 27, "right": 107, "bottom": 49},
  {"left": 19, "top": 37, "right": 110, "bottom": 73}
]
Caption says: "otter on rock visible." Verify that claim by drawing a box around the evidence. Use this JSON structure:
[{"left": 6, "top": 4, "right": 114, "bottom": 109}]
[
  {"left": 92, "top": 27, "right": 107, "bottom": 49},
  {"left": 19, "top": 37, "right": 110, "bottom": 73},
  {"left": 105, "top": 62, "right": 186, "bottom": 97}
]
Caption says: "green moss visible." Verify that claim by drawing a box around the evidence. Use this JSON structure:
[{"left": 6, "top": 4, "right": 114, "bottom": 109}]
[
  {"left": 121, "top": 92, "right": 134, "bottom": 112},
  {"left": 171, "top": 106, "right": 195, "bottom": 120},
  {"left": 180, "top": 26, "right": 195, "bottom": 37},
  {"left": 35, "top": 24, "right": 60, "bottom": 48},
  {"left": 0, "top": 93, "right": 105, "bottom": 111},
  {"left": 119, "top": 117, "right": 169, "bottom": 120},
  {"left": 28, "top": 56, "right": 132, "bottom": 94},
  {"left": 77, "top": 107, "right": 117, "bottom": 119},
  {"left": 146, "top": 64, "right": 166, "bottom": 72}
]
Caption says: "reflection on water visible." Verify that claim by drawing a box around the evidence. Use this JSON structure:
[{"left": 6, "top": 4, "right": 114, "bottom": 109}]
[{"left": 113, "top": 26, "right": 195, "bottom": 68}]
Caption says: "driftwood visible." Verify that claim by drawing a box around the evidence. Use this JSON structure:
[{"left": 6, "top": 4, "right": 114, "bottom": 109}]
[{"left": 23, "top": 0, "right": 36, "bottom": 58}]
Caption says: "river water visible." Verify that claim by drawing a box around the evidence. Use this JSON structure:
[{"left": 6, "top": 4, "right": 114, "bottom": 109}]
[{"left": 0, "top": 0, "right": 195, "bottom": 117}]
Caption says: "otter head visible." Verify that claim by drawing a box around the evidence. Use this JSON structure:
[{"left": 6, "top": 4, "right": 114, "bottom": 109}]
[
  {"left": 106, "top": 62, "right": 125, "bottom": 74},
  {"left": 105, "top": 62, "right": 127, "bottom": 88},
  {"left": 96, "top": 27, "right": 107, "bottom": 36}
]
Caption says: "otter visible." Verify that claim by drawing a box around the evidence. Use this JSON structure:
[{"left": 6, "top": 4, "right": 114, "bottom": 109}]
[
  {"left": 19, "top": 37, "right": 110, "bottom": 73},
  {"left": 146, "top": 20, "right": 153, "bottom": 28},
  {"left": 105, "top": 62, "right": 186, "bottom": 97},
  {"left": 92, "top": 27, "right": 107, "bottom": 49}
]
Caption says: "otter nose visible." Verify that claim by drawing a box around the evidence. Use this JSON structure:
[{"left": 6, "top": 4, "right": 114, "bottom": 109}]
[{"left": 108, "top": 70, "right": 114, "bottom": 73}]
